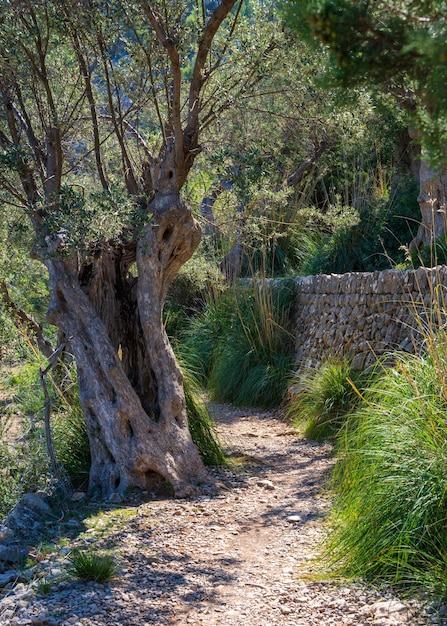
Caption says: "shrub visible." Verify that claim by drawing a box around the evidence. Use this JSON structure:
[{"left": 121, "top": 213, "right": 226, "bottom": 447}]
[
  {"left": 0, "top": 429, "right": 23, "bottom": 518},
  {"left": 287, "top": 358, "right": 370, "bottom": 441},
  {"left": 182, "top": 277, "right": 296, "bottom": 408},
  {"left": 299, "top": 176, "right": 420, "bottom": 275}
]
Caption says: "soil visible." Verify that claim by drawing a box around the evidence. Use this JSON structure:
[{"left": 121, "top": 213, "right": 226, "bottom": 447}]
[{"left": 0, "top": 404, "right": 440, "bottom": 626}]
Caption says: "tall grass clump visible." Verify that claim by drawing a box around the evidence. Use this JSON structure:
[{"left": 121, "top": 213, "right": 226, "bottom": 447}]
[
  {"left": 52, "top": 403, "right": 91, "bottom": 489},
  {"left": 287, "top": 358, "right": 371, "bottom": 441},
  {"left": 180, "top": 358, "right": 227, "bottom": 467},
  {"left": 210, "top": 278, "right": 295, "bottom": 407},
  {"left": 323, "top": 343, "right": 447, "bottom": 597},
  {"left": 182, "top": 277, "right": 296, "bottom": 408},
  {"left": 180, "top": 285, "right": 236, "bottom": 385}
]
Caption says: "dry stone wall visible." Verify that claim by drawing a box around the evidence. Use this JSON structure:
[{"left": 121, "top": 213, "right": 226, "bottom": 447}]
[{"left": 294, "top": 265, "right": 447, "bottom": 370}]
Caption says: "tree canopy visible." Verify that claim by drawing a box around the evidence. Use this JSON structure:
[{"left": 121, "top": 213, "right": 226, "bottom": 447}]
[{"left": 283, "top": 0, "right": 447, "bottom": 163}]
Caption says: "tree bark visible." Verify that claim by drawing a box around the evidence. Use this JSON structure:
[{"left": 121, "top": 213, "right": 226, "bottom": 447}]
[
  {"left": 0, "top": 0, "right": 241, "bottom": 501},
  {"left": 409, "top": 158, "right": 447, "bottom": 250},
  {"left": 44, "top": 193, "right": 207, "bottom": 499}
]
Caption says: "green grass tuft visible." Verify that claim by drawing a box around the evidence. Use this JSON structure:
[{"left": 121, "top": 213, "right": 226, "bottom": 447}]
[
  {"left": 66, "top": 549, "right": 117, "bottom": 582},
  {"left": 52, "top": 404, "right": 91, "bottom": 489},
  {"left": 287, "top": 358, "right": 370, "bottom": 441},
  {"left": 181, "top": 278, "right": 296, "bottom": 408}
]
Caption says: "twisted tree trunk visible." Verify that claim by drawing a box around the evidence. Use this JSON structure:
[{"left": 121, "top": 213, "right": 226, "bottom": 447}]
[
  {"left": 44, "top": 192, "right": 207, "bottom": 499},
  {"left": 0, "top": 0, "right": 241, "bottom": 500}
]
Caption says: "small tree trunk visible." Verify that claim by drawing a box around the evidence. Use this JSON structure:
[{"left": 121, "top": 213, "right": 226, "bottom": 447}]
[
  {"left": 44, "top": 193, "right": 207, "bottom": 499},
  {"left": 409, "top": 158, "right": 447, "bottom": 250}
]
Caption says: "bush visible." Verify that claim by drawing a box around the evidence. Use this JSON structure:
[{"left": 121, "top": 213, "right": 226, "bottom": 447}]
[
  {"left": 0, "top": 431, "right": 24, "bottom": 519},
  {"left": 287, "top": 358, "right": 370, "bottom": 441},
  {"left": 299, "top": 177, "right": 420, "bottom": 275},
  {"left": 181, "top": 278, "right": 296, "bottom": 408},
  {"left": 323, "top": 346, "right": 447, "bottom": 597}
]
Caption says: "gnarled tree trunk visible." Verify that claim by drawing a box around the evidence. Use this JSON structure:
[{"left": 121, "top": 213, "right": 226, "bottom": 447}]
[
  {"left": 44, "top": 192, "right": 207, "bottom": 499},
  {"left": 0, "top": 0, "right": 242, "bottom": 500}
]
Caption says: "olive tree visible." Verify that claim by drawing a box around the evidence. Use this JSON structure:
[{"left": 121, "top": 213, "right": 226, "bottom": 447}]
[{"left": 0, "top": 0, "right": 274, "bottom": 497}]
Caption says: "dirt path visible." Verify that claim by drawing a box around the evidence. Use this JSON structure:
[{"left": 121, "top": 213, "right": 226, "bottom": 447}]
[{"left": 1, "top": 405, "right": 434, "bottom": 625}]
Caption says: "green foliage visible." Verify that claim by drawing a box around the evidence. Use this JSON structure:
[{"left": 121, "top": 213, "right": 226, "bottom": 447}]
[
  {"left": 287, "top": 358, "right": 370, "bottom": 441},
  {"left": 5, "top": 360, "right": 45, "bottom": 415},
  {"left": 180, "top": 287, "right": 236, "bottom": 385},
  {"left": 322, "top": 344, "right": 447, "bottom": 597},
  {"left": 180, "top": 360, "right": 227, "bottom": 467},
  {"left": 36, "top": 578, "right": 53, "bottom": 595},
  {"left": 66, "top": 549, "right": 117, "bottom": 583},
  {"left": 40, "top": 186, "right": 147, "bottom": 255},
  {"left": 0, "top": 428, "right": 24, "bottom": 519},
  {"left": 409, "top": 233, "right": 447, "bottom": 269},
  {"left": 0, "top": 412, "right": 49, "bottom": 519},
  {"left": 283, "top": 0, "right": 447, "bottom": 165},
  {"left": 298, "top": 171, "right": 420, "bottom": 274},
  {"left": 164, "top": 246, "right": 225, "bottom": 340},
  {"left": 181, "top": 278, "right": 296, "bottom": 408},
  {"left": 52, "top": 403, "right": 91, "bottom": 489}
]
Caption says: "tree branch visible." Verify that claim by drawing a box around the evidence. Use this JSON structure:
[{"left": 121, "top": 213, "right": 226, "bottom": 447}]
[
  {"left": 97, "top": 32, "right": 139, "bottom": 195},
  {"left": 71, "top": 30, "right": 109, "bottom": 191},
  {"left": 139, "top": 2, "right": 184, "bottom": 170},
  {"left": 40, "top": 341, "right": 73, "bottom": 496},
  {"left": 185, "top": 0, "right": 240, "bottom": 153}
]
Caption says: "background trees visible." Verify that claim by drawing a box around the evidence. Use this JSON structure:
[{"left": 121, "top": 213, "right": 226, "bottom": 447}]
[
  {"left": 0, "top": 0, "right": 438, "bottom": 506},
  {"left": 284, "top": 0, "right": 447, "bottom": 249}
]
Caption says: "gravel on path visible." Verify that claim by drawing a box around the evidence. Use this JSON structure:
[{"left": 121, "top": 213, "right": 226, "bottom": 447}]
[{"left": 0, "top": 404, "right": 440, "bottom": 626}]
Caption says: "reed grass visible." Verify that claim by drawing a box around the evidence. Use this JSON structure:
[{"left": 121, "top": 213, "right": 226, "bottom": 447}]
[
  {"left": 286, "top": 358, "right": 371, "bottom": 441},
  {"left": 210, "top": 278, "right": 295, "bottom": 407},
  {"left": 182, "top": 276, "right": 296, "bottom": 408},
  {"left": 322, "top": 334, "right": 447, "bottom": 597}
]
